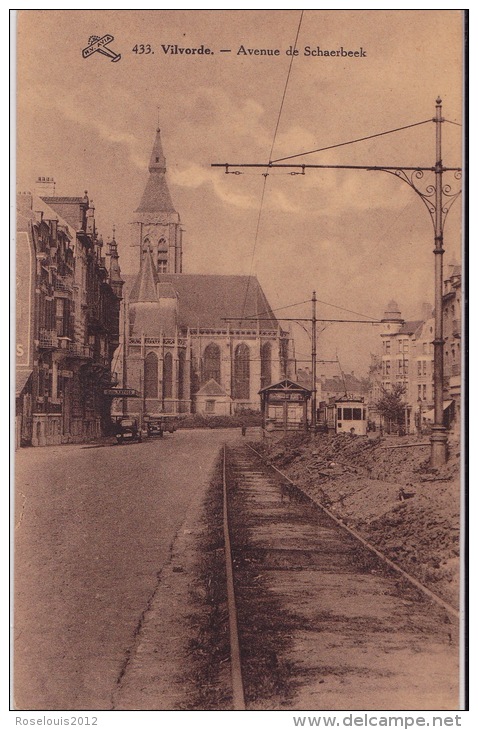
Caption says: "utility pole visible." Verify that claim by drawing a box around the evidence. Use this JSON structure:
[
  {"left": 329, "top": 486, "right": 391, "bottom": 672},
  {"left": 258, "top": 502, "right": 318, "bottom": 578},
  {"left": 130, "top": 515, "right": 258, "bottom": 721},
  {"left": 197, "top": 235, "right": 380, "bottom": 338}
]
[
  {"left": 430, "top": 98, "right": 447, "bottom": 467},
  {"left": 213, "top": 99, "right": 461, "bottom": 466},
  {"left": 311, "top": 291, "right": 317, "bottom": 431}
]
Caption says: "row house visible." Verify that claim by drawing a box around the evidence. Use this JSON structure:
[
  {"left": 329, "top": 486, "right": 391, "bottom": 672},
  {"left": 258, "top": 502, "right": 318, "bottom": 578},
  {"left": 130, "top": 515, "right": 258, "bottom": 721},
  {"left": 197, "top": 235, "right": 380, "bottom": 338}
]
[
  {"left": 377, "top": 296, "right": 460, "bottom": 434},
  {"left": 443, "top": 264, "right": 462, "bottom": 429},
  {"left": 15, "top": 187, "right": 123, "bottom": 447}
]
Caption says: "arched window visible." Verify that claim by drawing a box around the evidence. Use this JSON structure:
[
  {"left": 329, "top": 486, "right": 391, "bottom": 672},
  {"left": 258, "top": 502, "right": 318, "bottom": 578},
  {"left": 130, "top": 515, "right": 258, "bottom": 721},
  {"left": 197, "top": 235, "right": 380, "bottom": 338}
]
[
  {"left": 234, "top": 344, "right": 250, "bottom": 399},
  {"left": 142, "top": 237, "right": 151, "bottom": 254},
  {"left": 163, "top": 352, "right": 173, "bottom": 398},
  {"left": 203, "top": 343, "right": 221, "bottom": 384},
  {"left": 158, "top": 237, "right": 168, "bottom": 273},
  {"left": 144, "top": 352, "right": 158, "bottom": 398},
  {"left": 261, "top": 342, "right": 272, "bottom": 388},
  {"left": 178, "top": 350, "right": 186, "bottom": 399}
]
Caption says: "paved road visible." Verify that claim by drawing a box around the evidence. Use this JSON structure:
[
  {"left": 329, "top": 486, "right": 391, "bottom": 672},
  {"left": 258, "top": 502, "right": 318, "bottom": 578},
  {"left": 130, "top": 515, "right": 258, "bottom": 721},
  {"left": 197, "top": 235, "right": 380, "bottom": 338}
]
[{"left": 14, "top": 428, "right": 248, "bottom": 710}]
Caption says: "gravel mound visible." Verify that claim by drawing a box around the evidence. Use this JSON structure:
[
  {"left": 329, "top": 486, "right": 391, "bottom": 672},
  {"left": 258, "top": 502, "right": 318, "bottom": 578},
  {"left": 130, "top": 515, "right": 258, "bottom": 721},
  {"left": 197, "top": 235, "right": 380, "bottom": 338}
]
[{"left": 255, "top": 432, "right": 461, "bottom": 608}]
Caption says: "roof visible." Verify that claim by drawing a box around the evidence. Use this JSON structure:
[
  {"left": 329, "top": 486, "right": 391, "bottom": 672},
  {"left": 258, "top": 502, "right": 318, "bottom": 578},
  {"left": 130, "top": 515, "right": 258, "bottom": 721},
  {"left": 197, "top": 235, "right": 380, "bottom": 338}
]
[
  {"left": 136, "top": 171, "right": 176, "bottom": 213},
  {"left": 196, "top": 379, "right": 229, "bottom": 397},
  {"left": 130, "top": 251, "right": 159, "bottom": 302},
  {"left": 398, "top": 320, "right": 424, "bottom": 336},
  {"left": 124, "top": 273, "right": 278, "bottom": 330},
  {"left": 40, "top": 196, "right": 87, "bottom": 231},
  {"left": 135, "top": 128, "right": 176, "bottom": 213},
  {"left": 259, "top": 378, "right": 311, "bottom": 395}
]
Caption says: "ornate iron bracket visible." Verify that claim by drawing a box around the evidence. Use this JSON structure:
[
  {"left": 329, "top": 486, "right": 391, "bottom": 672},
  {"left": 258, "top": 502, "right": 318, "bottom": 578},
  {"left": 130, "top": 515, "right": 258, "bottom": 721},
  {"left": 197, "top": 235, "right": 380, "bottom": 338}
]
[{"left": 374, "top": 167, "right": 462, "bottom": 235}]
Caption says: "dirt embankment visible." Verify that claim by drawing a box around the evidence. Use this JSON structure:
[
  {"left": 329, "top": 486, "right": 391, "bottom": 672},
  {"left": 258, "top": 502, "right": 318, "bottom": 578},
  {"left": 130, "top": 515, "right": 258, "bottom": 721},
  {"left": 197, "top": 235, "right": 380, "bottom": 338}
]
[{"left": 254, "top": 432, "right": 461, "bottom": 609}]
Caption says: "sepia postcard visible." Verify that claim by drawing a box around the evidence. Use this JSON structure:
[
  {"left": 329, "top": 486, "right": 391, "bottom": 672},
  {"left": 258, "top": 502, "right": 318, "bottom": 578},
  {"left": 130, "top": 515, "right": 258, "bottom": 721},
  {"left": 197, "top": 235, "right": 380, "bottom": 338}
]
[{"left": 13, "top": 9, "right": 466, "bottom": 720}]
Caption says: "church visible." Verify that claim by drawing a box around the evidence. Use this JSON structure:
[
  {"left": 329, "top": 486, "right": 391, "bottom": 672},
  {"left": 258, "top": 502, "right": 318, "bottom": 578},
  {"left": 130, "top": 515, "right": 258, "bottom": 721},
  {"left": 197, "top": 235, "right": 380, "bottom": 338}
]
[{"left": 113, "top": 127, "right": 294, "bottom": 420}]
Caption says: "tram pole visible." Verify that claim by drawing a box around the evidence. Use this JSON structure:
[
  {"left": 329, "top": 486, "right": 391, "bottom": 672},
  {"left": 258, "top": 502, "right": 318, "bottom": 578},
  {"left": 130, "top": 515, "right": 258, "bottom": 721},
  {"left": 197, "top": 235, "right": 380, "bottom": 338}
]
[
  {"left": 311, "top": 291, "right": 317, "bottom": 431},
  {"left": 212, "top": 99, "right": 461, "bottom": 466}
]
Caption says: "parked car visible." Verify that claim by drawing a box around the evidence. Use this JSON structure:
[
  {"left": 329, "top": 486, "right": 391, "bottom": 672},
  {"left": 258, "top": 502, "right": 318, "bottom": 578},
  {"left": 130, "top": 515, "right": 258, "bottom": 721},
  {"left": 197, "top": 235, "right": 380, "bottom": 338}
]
[
  {"left": 146, "top": 417, "right": 178, "bottom": 438},
  {"left": 115, "top": 418, "right": 142, "bottom": 444},
  {"left": 147, "top": 421, "right": 164, "bottom": 438}
]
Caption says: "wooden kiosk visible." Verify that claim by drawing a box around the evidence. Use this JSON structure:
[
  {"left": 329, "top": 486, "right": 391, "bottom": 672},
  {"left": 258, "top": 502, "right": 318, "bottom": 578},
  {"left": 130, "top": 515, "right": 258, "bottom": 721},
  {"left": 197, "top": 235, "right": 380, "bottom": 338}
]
[{"left": 259, "top": 378, "right": 312, "bottom": 432}]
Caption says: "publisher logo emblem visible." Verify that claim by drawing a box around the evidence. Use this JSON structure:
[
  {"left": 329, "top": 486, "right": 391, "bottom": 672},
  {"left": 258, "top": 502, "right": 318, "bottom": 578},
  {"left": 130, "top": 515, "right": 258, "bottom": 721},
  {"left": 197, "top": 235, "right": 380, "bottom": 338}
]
[{"left": 82, "top": 35, "right": 121, "bottom": 63}]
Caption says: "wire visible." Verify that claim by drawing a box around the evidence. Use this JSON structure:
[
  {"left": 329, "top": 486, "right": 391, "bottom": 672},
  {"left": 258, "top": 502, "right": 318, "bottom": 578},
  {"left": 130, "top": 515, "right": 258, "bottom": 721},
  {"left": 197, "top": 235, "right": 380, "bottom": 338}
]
[
  {"left": 444, "top": 119, "right": 462, "bottom": 127},
  {"left": 270, "top": 118, "right": 434, "bottom": 164},
  {"left": 240, "top": 173, "right": 269, "bottom": 321},
  {"left": 314, "top": 298, "right": 378, "bottom": 321},
  {"left": 268, "top": 9, "right": 304, "bottom": 163},
  {"left": 240, "top": 9, "right": 304, "bottom": 322}
]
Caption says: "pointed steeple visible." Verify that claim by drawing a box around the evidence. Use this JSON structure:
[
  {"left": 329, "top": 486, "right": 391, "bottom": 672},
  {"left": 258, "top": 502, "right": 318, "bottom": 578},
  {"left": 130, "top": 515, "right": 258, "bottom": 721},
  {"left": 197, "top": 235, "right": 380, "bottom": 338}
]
[
  {"left": 148, "top": 127, "right": 167, "bottom": 172},
  {"left": 107, "top": 226, "right": 124, "bottom": 299},
  {"left": 130, "top": 249, "right": 159, "bottom": 303},
  {"left": 136, "top": 128, "right": 176, "bottom": 213}
]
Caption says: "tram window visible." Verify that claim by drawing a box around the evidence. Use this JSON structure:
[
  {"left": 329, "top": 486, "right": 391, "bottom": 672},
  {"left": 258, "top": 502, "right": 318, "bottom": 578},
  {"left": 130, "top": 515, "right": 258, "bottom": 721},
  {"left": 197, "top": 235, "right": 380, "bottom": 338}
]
[
  {"left": 343, "top": 408, "right": 352, "bottom": 420},
  {"left": 353, "top": 408, "right": 362, "bottom": 420},
  {"left": 337, "top": 408, "right": 342, "bottom": 419}
]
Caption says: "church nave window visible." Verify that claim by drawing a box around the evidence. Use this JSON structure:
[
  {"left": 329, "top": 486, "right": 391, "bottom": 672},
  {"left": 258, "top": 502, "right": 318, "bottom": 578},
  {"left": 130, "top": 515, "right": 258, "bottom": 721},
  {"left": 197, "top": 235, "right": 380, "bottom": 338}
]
[
  {"left": 144, "top": 352, "right": 158, "bottom": 398},
  {"left": 261, "top": 342, "right": 272, "bottom": 388},
  {"left": 203, "top": 343, "right": 221, "bottom": 384},
  {"left": 234, "top": 343, "right": 250, "bottom": 400},
  {"left": 163, "top": 352, "right": 173, "bottom": 398}
]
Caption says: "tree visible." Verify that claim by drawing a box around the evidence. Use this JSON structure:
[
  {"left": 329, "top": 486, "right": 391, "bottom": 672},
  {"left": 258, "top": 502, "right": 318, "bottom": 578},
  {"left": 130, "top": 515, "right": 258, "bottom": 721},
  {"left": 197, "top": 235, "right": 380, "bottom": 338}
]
[{"left": 374, "top": 384, "right": 407, "bottom": 430}]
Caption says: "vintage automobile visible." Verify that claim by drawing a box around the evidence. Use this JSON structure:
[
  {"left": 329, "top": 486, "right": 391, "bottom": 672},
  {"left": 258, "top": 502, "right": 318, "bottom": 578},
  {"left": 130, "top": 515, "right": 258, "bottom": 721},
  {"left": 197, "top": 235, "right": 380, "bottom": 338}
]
[
  {"left": 115, "top": 418, "right": 142, "bottom": 444},
  {"left": 146, "top": 416, "right": 178, "bottom": 438}
]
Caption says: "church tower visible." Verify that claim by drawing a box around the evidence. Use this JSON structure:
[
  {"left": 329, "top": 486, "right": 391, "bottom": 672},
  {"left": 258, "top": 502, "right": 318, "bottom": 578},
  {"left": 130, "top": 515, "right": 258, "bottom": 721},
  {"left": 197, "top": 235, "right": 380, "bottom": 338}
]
[{"left": 131, "top": 127, "right": 183, "bottom": 273}]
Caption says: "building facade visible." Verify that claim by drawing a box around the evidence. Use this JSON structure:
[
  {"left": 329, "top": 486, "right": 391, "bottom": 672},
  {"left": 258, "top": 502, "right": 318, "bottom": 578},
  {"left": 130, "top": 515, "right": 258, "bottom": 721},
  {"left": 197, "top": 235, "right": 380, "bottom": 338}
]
[
  {"left": 377, "top": 293, "right": 462, "bottom": 434},
  {"left": 114, "top": 128, "right": 293, "bottom": 421},
  {"left": 378, "top": 300, "right": 435, "bottom": 433},
  {"left": 442, "top": 264, "right": 462, "bottom": 429},
  {"left": 15, "top": 189, "right": 123, "bottom": 446}
]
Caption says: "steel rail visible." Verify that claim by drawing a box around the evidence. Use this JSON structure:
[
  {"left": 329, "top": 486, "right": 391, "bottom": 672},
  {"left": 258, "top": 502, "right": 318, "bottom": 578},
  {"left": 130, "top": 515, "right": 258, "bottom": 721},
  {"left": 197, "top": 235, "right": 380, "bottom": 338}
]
[
  {"left": 247, "top": 444, "right": 459, "bottom": 621},
  {"left": 222, "top": 445, "right": 246, "bottom": 710}
]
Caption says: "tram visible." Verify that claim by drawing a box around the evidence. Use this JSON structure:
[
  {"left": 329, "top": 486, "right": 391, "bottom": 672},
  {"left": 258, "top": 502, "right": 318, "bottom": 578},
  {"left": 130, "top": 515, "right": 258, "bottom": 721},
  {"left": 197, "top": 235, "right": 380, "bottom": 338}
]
[{"left": 318, "top": 396, "right": 367, "bottom": 436}]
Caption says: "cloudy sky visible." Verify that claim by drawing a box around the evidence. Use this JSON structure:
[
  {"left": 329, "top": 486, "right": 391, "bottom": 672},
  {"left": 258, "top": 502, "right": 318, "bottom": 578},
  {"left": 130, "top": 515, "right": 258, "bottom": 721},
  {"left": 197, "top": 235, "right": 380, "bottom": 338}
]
[{"left": 16, "top": 10, "right": 464, "bottom": 376}]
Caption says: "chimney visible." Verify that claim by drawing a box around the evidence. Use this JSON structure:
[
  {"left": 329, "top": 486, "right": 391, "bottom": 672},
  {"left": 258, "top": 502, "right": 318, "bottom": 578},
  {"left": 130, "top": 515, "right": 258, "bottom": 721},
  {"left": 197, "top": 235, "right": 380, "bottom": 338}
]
[{"left": 35, "top": 176, "right": 56, "bottom": 196}]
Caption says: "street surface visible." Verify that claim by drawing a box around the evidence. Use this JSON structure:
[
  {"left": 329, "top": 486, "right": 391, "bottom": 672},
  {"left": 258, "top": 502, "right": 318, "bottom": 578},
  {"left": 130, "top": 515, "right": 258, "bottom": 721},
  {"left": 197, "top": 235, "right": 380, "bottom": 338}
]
[{"left": 14, "top": 428, "right": 244, "bottom": 710}]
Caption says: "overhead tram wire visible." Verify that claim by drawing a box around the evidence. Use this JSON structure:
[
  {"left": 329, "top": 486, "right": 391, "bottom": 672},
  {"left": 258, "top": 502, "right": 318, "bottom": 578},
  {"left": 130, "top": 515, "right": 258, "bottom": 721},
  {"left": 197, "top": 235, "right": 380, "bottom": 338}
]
[
  {"left": 242, "top": 296, "right": 379, "bottom": 323},
  {"left": 270, "top": 118, "right": 434, "bottom": 164},
  {"left": 240, "top": 10, "right": 304, "bottom": 322}
]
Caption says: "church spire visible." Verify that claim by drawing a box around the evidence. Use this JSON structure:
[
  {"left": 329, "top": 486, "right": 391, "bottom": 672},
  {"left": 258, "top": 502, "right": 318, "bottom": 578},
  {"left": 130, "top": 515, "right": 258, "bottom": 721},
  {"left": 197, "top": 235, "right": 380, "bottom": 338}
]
[
  {"left": 130, "top": 249, "right": 159, "bottom": 303},
  {"left": 148, "top": 127, "right": 167, "bottom": 173},
  {"left": 131, "top": 122, "right": 183, "bottom": 273},
  {"left": 136, "top": 127, "right": 175, "bottom": 213}
]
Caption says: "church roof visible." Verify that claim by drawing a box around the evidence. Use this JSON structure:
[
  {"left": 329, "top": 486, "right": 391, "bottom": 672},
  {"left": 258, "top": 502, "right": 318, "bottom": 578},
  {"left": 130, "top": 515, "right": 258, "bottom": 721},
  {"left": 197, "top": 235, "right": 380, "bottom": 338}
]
[
  {"left": 135, "top": 128, "right": 176, "bottom": 214},
  {"left": 171, "top": 274, "right": 278, "bottom": 329},
  {"left": 196, "top": 379, "right": 228, "bottom": 397},
  {"left": 129, "top": 251, "right": 159, "bottom": 302},
  {"left": 123, "top": 273, "right": 279, "bottom": 330}
]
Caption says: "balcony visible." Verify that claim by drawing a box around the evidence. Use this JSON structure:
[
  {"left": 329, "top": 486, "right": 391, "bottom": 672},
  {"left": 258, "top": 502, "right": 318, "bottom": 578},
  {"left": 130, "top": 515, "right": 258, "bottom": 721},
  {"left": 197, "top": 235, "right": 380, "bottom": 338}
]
[
  {"left": 63, "top": 342, "right": 93, "bottom": 359},
  {"left": 38, "top": 330, "right": 58, "bottom": 349},
  {"left": 452, "top": 319, "right": 461, "bottom": 338},
  {"left": 53, "top": 277, "right": 72, "bottom": 296}
]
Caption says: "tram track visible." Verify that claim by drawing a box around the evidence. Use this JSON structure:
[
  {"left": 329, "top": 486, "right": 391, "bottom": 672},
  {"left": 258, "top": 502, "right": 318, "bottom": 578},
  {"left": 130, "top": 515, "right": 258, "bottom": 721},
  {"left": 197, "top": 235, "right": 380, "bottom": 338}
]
[{"left": 221, "top": 442, "right": 459, "bottom": 710}]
